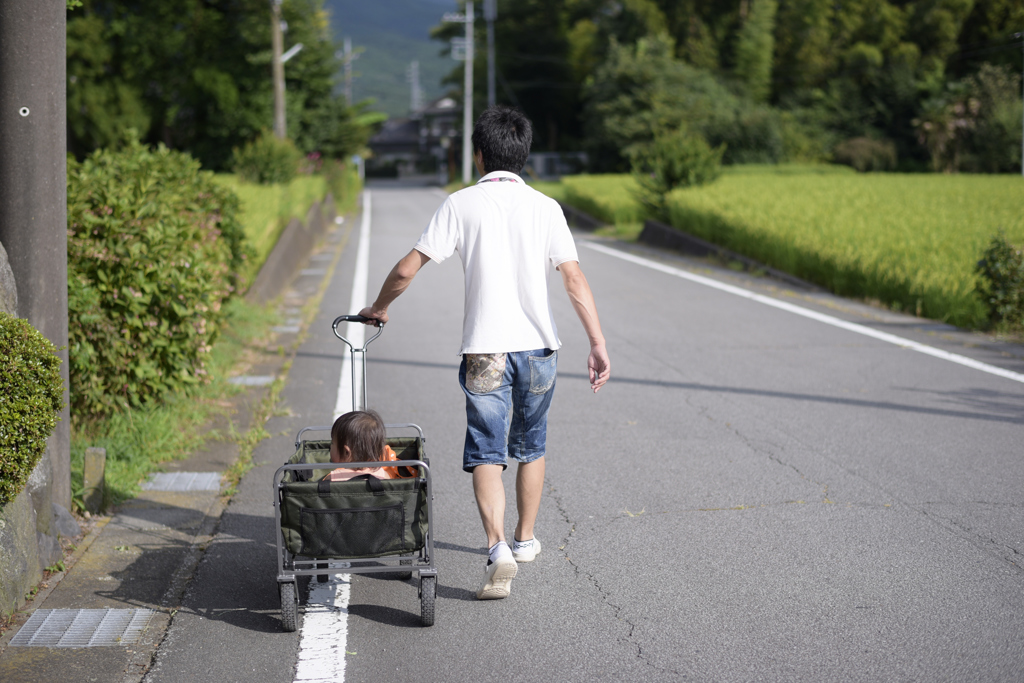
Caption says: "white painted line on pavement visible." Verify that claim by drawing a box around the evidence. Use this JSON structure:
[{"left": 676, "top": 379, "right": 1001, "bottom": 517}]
[
  {"left": 334, "top": 190, "right": 372, "bottom": 419},
  {"left": 294, "top": 578, "right": 352, "bottom": 682},
  {"left": 583, "top": 241, "right": 1024, "bottom": 386},
  {"left": 295, "top": 192, "right": 372, "bottom": 683}
]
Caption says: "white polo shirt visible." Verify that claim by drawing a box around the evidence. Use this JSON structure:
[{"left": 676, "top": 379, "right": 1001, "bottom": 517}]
[{"left": 414, "top": 171, "right": 579, "bottom": 355}]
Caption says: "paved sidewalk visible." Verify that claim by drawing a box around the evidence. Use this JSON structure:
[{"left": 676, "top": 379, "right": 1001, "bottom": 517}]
[{"left": 0, "top": 211, "right": 354, "bottom": 683}]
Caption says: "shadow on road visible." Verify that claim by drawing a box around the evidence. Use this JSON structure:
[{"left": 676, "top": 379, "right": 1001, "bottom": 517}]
[{"left": 316, "top": 354, "right": 1024, "bottom": 425}]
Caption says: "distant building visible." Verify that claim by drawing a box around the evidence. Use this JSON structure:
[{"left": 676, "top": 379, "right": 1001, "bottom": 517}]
[
  {"left": 366, "top": 96, "right": 460, "bottom": 181},
  {"left": 367, "top": 96, "right": 588, "bottom": 182}
]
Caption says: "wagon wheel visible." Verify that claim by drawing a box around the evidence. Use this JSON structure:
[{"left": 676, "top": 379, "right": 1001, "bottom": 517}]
[
  {"left": 420, "top": 574, "right": 436, "bottom": 627},
  {"left": 280, "top": 581, "right": 299, "bottom": 632}
]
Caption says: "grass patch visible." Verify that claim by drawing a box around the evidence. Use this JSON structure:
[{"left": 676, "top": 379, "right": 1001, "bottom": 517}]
[
  {"left": 561, "top": 175, "right": 643, "bottom": 225},
  {"left": 594, "top": 222, "right": 644, "bottom": 240},
  {"left": 70, "top": 297, "right": 281, "bottom": 511},
  {"left": 665, "top": 171, "right": 1024, "bottom": 328},
  {"left": 526, "top": 180, "right": 566, "bottom": 202},
  {"left": 212, "top": 174, "right": 328, "bottom": 283}
]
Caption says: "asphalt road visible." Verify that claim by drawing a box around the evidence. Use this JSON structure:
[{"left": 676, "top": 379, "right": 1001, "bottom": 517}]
[{"left": 147, "top": 185, "right": 1024, "bottom": 683}]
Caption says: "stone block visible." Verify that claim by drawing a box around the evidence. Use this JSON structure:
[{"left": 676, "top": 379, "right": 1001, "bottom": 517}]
[
  {"left": 83, "top": 447, "right": 106, "bottom": 513},
  {"left": 0, "top": 489, "right": 42, "bottom": 615},
  {"left": 0, "top": 240, "right": 17, "bottom": 316},
  {"left": 51, "top": 503, "right": 81, "bottom": 540},
  {"left": 36, "top": 531, "right": 61, "bottom": 571}
]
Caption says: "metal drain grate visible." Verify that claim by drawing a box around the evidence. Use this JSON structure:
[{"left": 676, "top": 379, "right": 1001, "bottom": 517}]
[
  {"left": 141, "top": 471, "right": 221, "bottom": 491},
  {"left": 10, "top": 608, "right": 154, "bottom": 647},
  {"left": 228, "top": 375, "right": 275, "bottom": 386}
]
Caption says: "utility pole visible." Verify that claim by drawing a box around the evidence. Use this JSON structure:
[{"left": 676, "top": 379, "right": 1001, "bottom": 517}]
[
  {"left": 271, "top": 0, "right": 286, "bottom": 139},
  {"left": 1018, "top": 32, "right": 1023, "bottom": 177},
  {"left": 0, "top": 0, "right": 71, "bottom": 510},
  {"left": 484, "top": 0, "right": 497, "bottom": 108},
  {"left": 444, "top": 3, "right": 475, "bottom": 184},
  {"left": 344, "top": 37, "right": 359, "bottom": 106},
  {"left": 407, "top": 60, "right": 423, "bottom": 114},
  {"left": 271, "top": 1, "right": 303, "bottom": 139},
  {"left": 463, "top": 2, "right": 475, "bottom": 183}
]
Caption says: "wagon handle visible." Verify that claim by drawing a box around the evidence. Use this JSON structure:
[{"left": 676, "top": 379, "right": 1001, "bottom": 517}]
[{"left": 332, "top": 315, "right": 385, "bottom": 349}]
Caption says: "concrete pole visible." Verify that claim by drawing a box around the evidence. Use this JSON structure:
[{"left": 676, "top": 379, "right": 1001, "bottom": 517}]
[
  {"left": 272, "top": 0, "right": 286, "bottom": 139},
  {"left": 0, "top": 0, "right": 71, "bottom": 511},
  {"left": 462, "top": 2, "right": 475, "bottom": 184},
  {"left": 344, "top": 37, "right": 353, "bottom": 106},
  {"left": 485, "top": 0, "right": 496, "bottom": 108}
]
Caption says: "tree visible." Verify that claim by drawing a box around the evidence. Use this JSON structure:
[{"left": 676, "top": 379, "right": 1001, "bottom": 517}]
[
  {"left": 734, "top": 0, "right": 777, "bottom": 102},
  {"left": 67, "top": 0, "right": 374, "bottom": 169}
]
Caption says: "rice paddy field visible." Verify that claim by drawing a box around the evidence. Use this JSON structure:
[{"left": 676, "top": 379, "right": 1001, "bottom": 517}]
[{"left": 538, "top": 167, "right": 1024, "bottom": 328}]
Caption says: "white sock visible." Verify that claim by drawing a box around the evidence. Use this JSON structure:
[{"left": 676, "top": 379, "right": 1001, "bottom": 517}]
[
  {"left": 488, "top": 541, "right": 512, "bottom": 564},
  {"left": 512, "top": 537, "right": 533, "bottom": 551}
]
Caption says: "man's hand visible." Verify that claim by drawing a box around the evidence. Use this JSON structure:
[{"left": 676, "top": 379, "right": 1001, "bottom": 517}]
[
  {"left": 357, "top": 306, "right": 387, "bottom": 325},
  {"left": 588, "top": 342, "right": 610, "bottom": 393},
  {"left": 558, "top": 261, "right": 611, "bottom": 393}
]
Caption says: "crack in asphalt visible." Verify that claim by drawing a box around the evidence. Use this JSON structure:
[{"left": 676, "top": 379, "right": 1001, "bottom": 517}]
[{"left": 545, "top": 479, "right": 684, "bottom": 678}]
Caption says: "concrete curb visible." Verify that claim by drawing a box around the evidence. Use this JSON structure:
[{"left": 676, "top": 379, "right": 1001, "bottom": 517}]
[
  {"left": 246, "top": 193, "right": 338, "bottom": 305},
  {"left": 638, "top": 218, "right": 823, "bottom": 291},
  {"left": 557, "top": 200, "right": 603, "bottom": 232}
]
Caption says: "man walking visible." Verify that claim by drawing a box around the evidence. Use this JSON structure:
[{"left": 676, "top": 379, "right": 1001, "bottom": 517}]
[{"left": 359, "top": 106, "right": 610, "bottom": 599}]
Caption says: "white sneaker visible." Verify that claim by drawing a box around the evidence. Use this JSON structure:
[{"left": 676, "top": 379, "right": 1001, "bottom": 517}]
[
  {"left": 476, "top": 555, "right": 518, "bottom": 600},
  {"left": 512, "top": 537, "right": 541, "bottom": 563}
]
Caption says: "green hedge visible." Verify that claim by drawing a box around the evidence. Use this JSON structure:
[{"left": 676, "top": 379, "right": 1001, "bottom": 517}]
[
  {"left": 67, "top": 140, "right": 249, "bottom": 418},
  {"left": 0, "top": 314, "right": 64, "bottom": 505}
]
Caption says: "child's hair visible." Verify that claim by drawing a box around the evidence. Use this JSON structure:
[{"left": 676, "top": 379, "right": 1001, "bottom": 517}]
[{"left": 331, "top": 410, "right": 386, "bottom": 462}]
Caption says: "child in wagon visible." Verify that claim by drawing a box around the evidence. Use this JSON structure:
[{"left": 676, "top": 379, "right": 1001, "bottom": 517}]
[{"left": 327, "top": 409, "right": 399, "bottom": 481}]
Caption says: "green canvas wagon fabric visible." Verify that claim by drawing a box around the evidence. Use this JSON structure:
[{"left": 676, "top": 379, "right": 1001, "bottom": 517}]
[{"left": 279, "top": 436, "right": 428, "bottom": 559}]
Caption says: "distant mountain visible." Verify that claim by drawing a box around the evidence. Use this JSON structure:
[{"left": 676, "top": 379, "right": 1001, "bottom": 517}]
[{"left": 324, "top": 0, "right": 458, "bottom": 118}]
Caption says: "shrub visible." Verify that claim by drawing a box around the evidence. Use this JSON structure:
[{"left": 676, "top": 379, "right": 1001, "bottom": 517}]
[
  {"left": 231, "top": 131, "right": 301, "bottom": 184},
  {"left": 705, "top": 106, "right": 784, "bottom": 165},
  {"left": 0, "top": 314, "right": 64, "bottom": 505},
  {"left": 833, "top": 137, "right": 898, "bottom": 172},
  {"left": 67, "top": 139, "right": 248, "bottom": 417},
  {"left": 976, "top": 233, "right": 1024, "bottom": 329},
  {"left": 630, "top": 130, "right": 724, "bottom": 221}
]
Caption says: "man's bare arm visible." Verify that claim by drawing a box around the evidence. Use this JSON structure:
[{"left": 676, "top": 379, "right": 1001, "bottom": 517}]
[
  {"left": 358, "top": 248, "right": 431, "bottom": 324},
  {"left": 558, "top": 260, "right": 610, "bottom": 393}
]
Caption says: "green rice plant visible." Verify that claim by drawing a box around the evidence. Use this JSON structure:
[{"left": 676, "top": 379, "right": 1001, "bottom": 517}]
[
  {"left": 664, "top": 172, "right": 1024, "bottom": 328},
  {"left": 527, "top": 180, "right": 566, "bottom": 203},
  {"left": 561, "top": 175, "right": 644, "bottom": 225}
]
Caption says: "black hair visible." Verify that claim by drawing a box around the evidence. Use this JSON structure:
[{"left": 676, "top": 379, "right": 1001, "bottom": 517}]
[
  {"left": 471, "top": 106, "right": 533, "bottom": 174},
  {"left": 331, "top": 410, "right": 386, "bottom": 462}
]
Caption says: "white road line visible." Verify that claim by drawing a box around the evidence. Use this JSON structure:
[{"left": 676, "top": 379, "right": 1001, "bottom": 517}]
[
  {"left": 294, "top": 578, "right": 352, "bottom": 682},
  {"left": 295, "top": 191, "right": 373, "bottom": 683},
  {"left": 583, "top": 241, "right": 1024, "bottom": 386},
  {"left": 334, "top": 190, "right": 372, "bottom": 419}
]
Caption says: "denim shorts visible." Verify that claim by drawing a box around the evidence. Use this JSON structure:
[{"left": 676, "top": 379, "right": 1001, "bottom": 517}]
[{"left": 459, "top": 348, "right": 557, "bottom": 472}]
